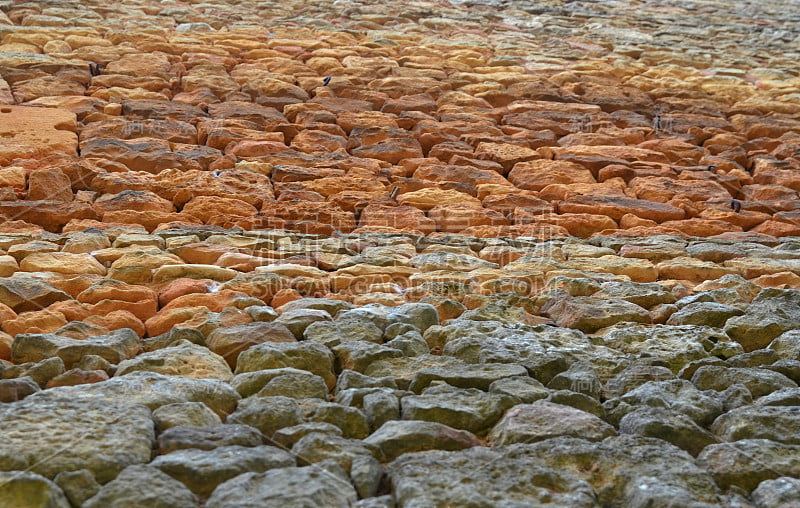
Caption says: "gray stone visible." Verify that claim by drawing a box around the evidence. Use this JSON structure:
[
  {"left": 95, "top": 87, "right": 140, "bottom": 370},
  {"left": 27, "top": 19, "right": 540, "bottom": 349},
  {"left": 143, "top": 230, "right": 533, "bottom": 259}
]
[
  {"left": 546, "top": 390, "right": 605, "bottom": 418},
  {"left": 385, "top": 302, "right": 439, "bottom": 333},
  {"left": 403, "top": 383, "right": 512, "bottom": 434},
  {"left": 277, "top": 297, "right": 353, "bottom": 317},
  {"left": 711, "top": 405, "right": 800, "bottom": 444},
  {"left": 362, "top": 390, "right": 400, "bottom": 430},
  {"left": 115, "top": 341, "right": 233, "bottom": 381},
  {"left": 54, "top": 469, "right": 100, "bottom": 507},
  {"left": 349, "top": 455, "right": 384, "bottom": 499},
  {"left": 27, "top": 371, "right": 240, "bottom": 418},
  {"left": 0, "top": 471, "right": 69, "bottom": 508},
  {"left": 12, "top": 329, "right": 140, "bottom": 369},
  {"left": 725, "top": 288, "right": 800, "bottom": 352},
  {"left": 157, "top": 424, "right": 263, "bottom": 453},
  {"left": 227, "top": 396, "right": 302, "bottom": 438},
  {"left": 752, "top": 477, "right": 800, "bottom": 508},
  {"left": 618, "top": 407, "right": 716, "bottom": 456},
  {"left": 246, "top": 305, "right": 278, "bottom": 322},
  {"left": 365, "top": 354, "right": 466, "bottom": 390},
  {"left": 697, "top": 439, "right": 800, "bottom": 491},
  {"left": 151, "top": 445, "right": 295, "bottom": 498},
  {"left": 727, "top": 349, "right": 781, "bottom": 368},
  {"left": 547, "top": 361, "right": 602, "bottom": 399},
  {"left": 152, "top": 402, "right": 222, "bottom": 431},
  {"left": 488, "top": 376, "right": 549, "bottom": 404},
  {"left": 249, "top": 369, "right": 329, "bottom": 400},
  {"left": 353, "top": 495, "right": 394, "bottom": 508},
  {"left": 271, "top": 422, "right": 343, "bottom": 449},
  {"left": 429, "top": 320, "right": 592, "bottom": 384},
  {"left": 332, "top": 341, "right": 404, "bottom": 373},
  {"left": 755, "top": 387, "right": 800, "bottom": 406},
  {"left": 691, "top": 365, "right": 796, "bottom": 397},
  {"left": 410, "top": 251, "right": 497, "bottom": 271},
  {"left": 383, "top": 322, "right": 417, "bottom": 341},
  {"left": 592, "top": 281, "right": 677, "bottom": 308},
  {"left": 489, "top": 400, "right": 616, "bottom": 445},
  {"left": 205, "top": 464, "right": 357, "bottom": 508},
  {"left": 386, "top": 446, "right": 598, "bottom": 507},
  {"left": 275, "top": 308, "right": 332, "bottom": 339},
  {"left": 234, "top": 341, "right": 335, "bottom": 389},
  {"left": 602, "top": 324, "right": 743, "bottom": 373},
  {"left": 364, "top": 420, "right": 481, "bottom": 462},
  {"left": 603, "top": 379, "right": 724, "bottom": 427},
  {"left": 518, "top": 436, "right": 721, "bottom": 505},
  {"left": 292, "top": 433, "right": 378, "bottom": 472},
  {"left": 384, "top": 330, "right": 429, "bottom": 356},
  {"left": 768, "top": 329, "right": 800, "bottom": 360},
  {"left": 666, "top": 302, "right": 744, "bottom": 327},
  {"left": 335, "top": 370, "right": 397, "bottom": 393},
  {"left": 304, "top": 319, "right": 383, "bottom": 347},
  {"left": 336, "top": 307, "right": 389, "bottom": 331},
  {"left": 2, "top": 357, "right": 65, "bottom": 388},
  {"left": 408, "top": 362, "right": 528, "bottom": 393},
  {"left": 83, "top": 465, "right": 198, "bottom": 508},
  {"left": 765, "top": 359, "right": 800, "bottom": 384},
  {"left": 720, "top": 383, "right": 754, "bottom": 411},
  {"left": 0, "top": 395, "right": 153, "bottom": 483},
  {"left": 543, "top": 295, "right": 652, "bottom": 333},
  {"left": 301, "top": 401, "right": 370, "bottom": 439},
  {"left": 0, "top": 376, "right": 40, "bottom": 402},
  {"left": 603, "top": 364, "right": 675, "bottom": 399}
]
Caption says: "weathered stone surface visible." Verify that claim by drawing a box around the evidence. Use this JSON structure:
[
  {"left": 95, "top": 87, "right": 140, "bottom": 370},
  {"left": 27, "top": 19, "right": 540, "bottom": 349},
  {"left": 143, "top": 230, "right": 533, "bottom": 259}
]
[
  {"left": 234, "top": 340, "right": 336, "bottom": 389},
  {"left": 0, "top": 394, "right": 154, "bottom": 483},
  {"left": 205, "top": 464, "right": 357, "bottom": 508},
  {"left": 83, "top": 465, "right": 198, "bottom": 508},
  {"left": 0, "top": 471, "right": 70, "bottom": 508},
  {"left": 490, "top": 400, "right": 616, "bottom": 445},
  {"left": 697, "top": 439, "right": 800, "bottom": 491},
  {"left": 151, "top": 445, "right": 295, "bottom": 498},
  {"left": 386, "top": 446, "right": 598, "bottom": 507},
  {"left": 115, "top": 341, "right": 233, "bottom": 381},
  {"left": 157, "top": 425, "right": 263, "bottom": 454},
  {"left": 12, "top": 328, "right": 140, "bottom": 369}
]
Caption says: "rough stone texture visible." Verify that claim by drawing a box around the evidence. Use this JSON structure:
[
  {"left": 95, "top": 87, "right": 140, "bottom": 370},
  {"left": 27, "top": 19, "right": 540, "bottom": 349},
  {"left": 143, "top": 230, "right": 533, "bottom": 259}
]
[
  {"left": 205, "top": 464, "right": 357, "bottom": 508},
  {"left": 4, "top": 0, "right": 800, "bottom": 505},
  {"left": 0, "top": 394, "right": 154, "bottom": 483},
  {"left": 387, "top": 446, "right": 598, "bottom": 507},
  {"left": 489, "top": 401, "right": 616, "bottom": 445},
  {"left": 83, "top": 465, "right": 198, "bottom": 508},
  {"left": 151, "top": 445, "right": 295, "bottom": 498},
  {"left": 0, "top": 471, "right": 70, "bottom": 508}
]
